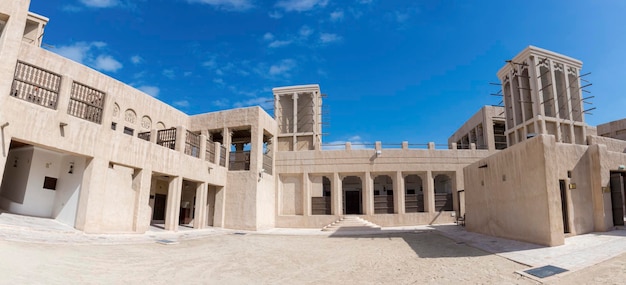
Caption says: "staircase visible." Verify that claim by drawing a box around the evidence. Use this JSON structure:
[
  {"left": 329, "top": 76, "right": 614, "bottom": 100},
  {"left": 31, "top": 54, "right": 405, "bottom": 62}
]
[{"left": 321, "top": 216, "right": 381, "bottom": 232}]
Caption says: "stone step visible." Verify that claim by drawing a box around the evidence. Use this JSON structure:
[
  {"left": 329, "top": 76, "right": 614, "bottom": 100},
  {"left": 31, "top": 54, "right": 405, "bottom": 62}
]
[{"left": 321, "top": 216, "right": 381, "bottom": 232}]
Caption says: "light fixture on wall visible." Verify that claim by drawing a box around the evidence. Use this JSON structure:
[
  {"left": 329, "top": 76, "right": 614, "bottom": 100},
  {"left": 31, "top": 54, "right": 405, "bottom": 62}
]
[
  {"left": 258, "top": 168, "right": 265, "bottom": 181},
  {"left": 68, "top": 162, "right": 74, "bottom": 174},
  {"left": 0, "top": 122, "right": 8, "bottom": 129},
  {"left": 375, "top": 149, "right": 382, "bottom": 157},
  {"left": 13, "top": 157, "right": 18, "bottom": 167}
]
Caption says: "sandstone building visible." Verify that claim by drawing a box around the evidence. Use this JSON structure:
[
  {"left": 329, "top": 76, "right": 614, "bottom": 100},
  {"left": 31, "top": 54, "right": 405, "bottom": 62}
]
[{"left": 1, "top": 1, "right": 625, "bottom": 246}]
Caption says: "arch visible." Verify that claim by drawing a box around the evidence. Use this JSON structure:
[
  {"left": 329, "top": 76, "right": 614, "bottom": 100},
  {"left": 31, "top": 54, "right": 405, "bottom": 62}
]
[
  {"left": 434, "top": 174, "right": 453, "bottom": 211},
  {"left": 404, "top": 174, "right": 424, "bottom": 212},
  {"left": 140, "top": 115, "right": 152, "bottom": 130},
  {"left": 156, "top": 121, "right": 166, "bottom": 130},
  {"left": 342, "top": 176, "right": 362, "bottom": 215},
  {"left": 112, "top": 102, "right": 120, "bottom": 117},
  {"left": 124, "top": 109, "right": 137, "bottom": 124},
  {"left": 311, "top": 176, "right": 331, "bottom": 215},
  {"left": 373, "top": 175, "right": 393, "bottom": 214}
]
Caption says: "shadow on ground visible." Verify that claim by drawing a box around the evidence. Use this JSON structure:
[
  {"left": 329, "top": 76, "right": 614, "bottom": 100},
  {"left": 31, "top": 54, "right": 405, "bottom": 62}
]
[{"left": 328, "top": 226, "right": 491, "bottom": 259}]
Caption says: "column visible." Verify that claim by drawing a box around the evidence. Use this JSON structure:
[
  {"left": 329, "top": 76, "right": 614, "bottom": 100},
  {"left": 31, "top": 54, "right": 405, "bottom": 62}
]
[
  {"left": 363, "top": 172, "right": 374, "bottom": 215},
  {"left": 199, "top": 134, "right": 207, "bottom": 161},
  {"left": 303, "top": 173, "right": 311, "bottom": 216},
  {"left": 164, "top": 176, "right": 182, "bottom": 231},
  {"left": 424, "top": 171, "right": 435, "bottom": 213},
  {"left": 132, "top": 168, "right": 153, "bottom": 233},
  {"left": 292, "top": 93, "right": 298, "bottom": 147},
  {"left": 194, "top": 182, "right": 208, "bottom": 229},
  {"left": 74, "top": 157, "right": 109, "bottom": 232},
  {"left": 395, "top": 172, "right": 405, "bottom": 214},
  {"left": 331, "top": 173, "right": 342, "bottom": 215},
  {"left": 223, "top": 128, "right": 232, "bottom": 169},
  {"left": 175, "top": 126, "right": 185, "bottom": 152}
]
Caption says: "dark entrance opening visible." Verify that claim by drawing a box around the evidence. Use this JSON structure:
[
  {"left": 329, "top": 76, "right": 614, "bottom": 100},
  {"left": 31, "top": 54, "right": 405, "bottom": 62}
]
[
  {"left": 342, "top": 176, "right": 362, "bottom": 215},
  {"left": 609, "top": 172, "right": 626, "bottom": 226},
  {"left": 152, "top": 194, "right": 166, "bottom": 221},
  {"left": 344, "top": 191, "right": 361, "bottom": 214},
  {"left": 559, "top": 180, "right": 570, "bottom": 233}
]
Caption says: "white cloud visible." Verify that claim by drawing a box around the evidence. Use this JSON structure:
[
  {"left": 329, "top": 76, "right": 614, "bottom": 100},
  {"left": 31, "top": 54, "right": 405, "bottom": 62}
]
[
  {"left": 213, "top": 99, "right": 229, "bottom": 107},
  {"left": 79, "top": 0, "right": 119, "bottom": 8},
  {"left": 275, "top": 0, "right": 328, "bottom": 12},
  {"left": 319, "top": 33, "right": 341, "bottom": 43},
  {"left": 330, "top": 10, "right": 344, "bottom": 21},
  {"left": 299, "top": 26, "right": 313, "bottom": 38},
  {"left": 268, "top": 11, "right": 283, "bottom": 19},
  {"left": 187, "top": 0, "right": 253, "bottom": 11},
  {"left": 203, "top": 58, "right": 217, "bottom": 68},
  {"left": 268, "top": 40, "right": 292, "bottom": 48},
  {"left": 93, "top": 55, "right": 123, "bottom": 72},
  {"left": 53, "top": 41, "right": 123, "bottom": 72},
  {"left": 162, "top": 69, "right": 175, "bottom": 79},
  {"left": 184, "top": 71, "right": 193, "bottom": 77},
  {"left": 173, "top": 100, "right": 190, "bottom": 107},
  {"left": 213, "top": 78, "right": 225, "bottom": 85},
  {"left": 130, "top": 55, "right": 143, "bottom": 64},
  {"left": 358, "top": 0, "right": 373, "bottom": 4},
  {"left": 137, "top": 85, "right": 160, "bottom": 97},
  {"left": 54, "top": 42, "right": 92, "bottom": 63},
  {"left": 269, "top": 59, "right": 296, "bottom": 77},
  {"left": 323, "top": 135, "right": 373, "bottom": 150},
  {"left": 233, "top": 97, "right": 273, "bottom": 109},
  {"left": 263, "top": 32, "right": 275, "bottom": 41}
]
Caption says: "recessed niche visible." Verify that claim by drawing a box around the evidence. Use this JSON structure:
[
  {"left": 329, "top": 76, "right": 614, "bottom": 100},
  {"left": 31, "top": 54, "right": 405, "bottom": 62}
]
[{"left": 43, "top": 176, "right": 57, "bottom": 190}]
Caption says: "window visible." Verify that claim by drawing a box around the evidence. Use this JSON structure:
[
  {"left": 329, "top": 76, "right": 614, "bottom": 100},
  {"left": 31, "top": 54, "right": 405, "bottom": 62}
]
[
  {"left": 43, "top": 177, "right": 57, "bottom": 190},
  {"left": 123, "top": 127, "right": 134, "bottom": 136},
  {"left": 68, "top": 81, "right": 105, "bottom": 124},
  {"left": 111, "top": 122, "right": 117, "bottom": 130}
]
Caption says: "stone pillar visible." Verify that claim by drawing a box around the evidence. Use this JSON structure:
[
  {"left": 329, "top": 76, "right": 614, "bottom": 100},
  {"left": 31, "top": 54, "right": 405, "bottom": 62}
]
[
  {"left": 223, "top": 128, "right": 232, "bottom": 169},
  {"left": 215, "top": 142, "right": 222, "bottom": 165},
  {"left": 74, "top": 157, "right": 109, "bottom": 232},
  {"left": 164, "top": 176, "right": 182, "bottom": 231},
  {"left": 363, "top": 172, "right": 374, "bottom": 215},
  {"left": 303, "top": 173, "right": 311, "bottom": 216},
  {"left": 132, "top": 168, "right": 153, "bottom": 233},
  {"left": 395, "top": 171, "right": 405, "bottom": 214},
  {"left": 149, "top": 129, "right": 157, "bottom": 144},
  {"left": 425, "top": 171, "right": 435, "bottom": 213},
  {"left": 199, "top": 134, "right": 207, "bottom": 161},
  {"left": 194, "top": 182, "right": 208, "bottom": 229},
  {"left": 175, "top": 126, "right": 185, "bottom": 153},
  {"left": 331, "top": 173, "right": 342, "bottom": 215}
]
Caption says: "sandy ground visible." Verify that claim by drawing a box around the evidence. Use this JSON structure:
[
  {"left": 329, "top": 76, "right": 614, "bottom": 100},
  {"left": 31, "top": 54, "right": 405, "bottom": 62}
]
[
  {"left": 0, "top": 230, "right": 537, "bottom": 285},
  {"left": 551, "top": 252, "right": 626, "bottom": 285}
]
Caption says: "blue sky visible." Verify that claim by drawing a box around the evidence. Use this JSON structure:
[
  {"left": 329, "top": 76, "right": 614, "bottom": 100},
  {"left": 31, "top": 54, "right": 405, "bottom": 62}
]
[{"left": 29, "top": 0, "right": 626, "bottom": 146}]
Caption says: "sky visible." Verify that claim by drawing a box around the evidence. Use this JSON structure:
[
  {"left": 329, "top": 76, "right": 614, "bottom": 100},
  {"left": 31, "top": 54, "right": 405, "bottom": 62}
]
[{"left": 28, "top": 0, "right": 626, "bottom": 146}]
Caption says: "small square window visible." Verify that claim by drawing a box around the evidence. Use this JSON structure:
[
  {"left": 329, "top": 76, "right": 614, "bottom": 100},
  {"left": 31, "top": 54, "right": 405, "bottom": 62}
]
[
  {"left": 111, "top": 122, "right": 117, "bottom": 130},
  {"left": 43, "top": 176, "right": 57, "bottom": 190},
  {"left": 123, "top": 127, "right": 134, "bottom": 136}
]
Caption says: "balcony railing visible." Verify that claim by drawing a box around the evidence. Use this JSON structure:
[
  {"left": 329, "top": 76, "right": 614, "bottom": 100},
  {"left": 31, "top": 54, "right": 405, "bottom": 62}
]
[
  {"left": 138, "top": 131, "right": 151, "bottom": 141},
  {"left": 206, "top": 139, "right": 216, "bottom": 163},
  {"left": 10, "top": 61, "right": 61, "bottom": 109},
  {"left": 157, "top": 128, "right": 176, "bottom": 150},
  {"left": 68, "top": 81, "right": 105, "bottom": 124},
  {"left": 184, "top": 131, "right": 200, "bottom": 158},
  {"left": 263, "top": 154, "right": 273, "bottom": 175},
  {"left": 219, "top": 146, "right": 227, "bottom": 167},
  {"left": 229, "top": 150, "right": 250, "bottom": 171}
]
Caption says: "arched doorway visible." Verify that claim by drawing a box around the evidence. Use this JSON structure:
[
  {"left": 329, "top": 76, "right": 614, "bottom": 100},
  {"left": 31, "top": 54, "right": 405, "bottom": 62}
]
[
  {"left": 373, "top": 175, "right": 394, "bottom": 214},
  {"left": 342, "top": 176, "right": 362, "bottom": 215},
  {"left": 434, "top": 174, "right": 453, "bottom": 211},
  {"left": 404, "top": 174, "right": 424, "bottom": 212}
]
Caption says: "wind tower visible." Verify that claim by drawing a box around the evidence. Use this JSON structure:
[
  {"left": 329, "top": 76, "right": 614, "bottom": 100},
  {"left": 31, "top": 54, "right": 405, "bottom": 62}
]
[
  {"left": 497, "top": 46, "right": 591, "bottom": 147},
  {"left": 273, "top": 84, "right": 323, "bottom": 151}
]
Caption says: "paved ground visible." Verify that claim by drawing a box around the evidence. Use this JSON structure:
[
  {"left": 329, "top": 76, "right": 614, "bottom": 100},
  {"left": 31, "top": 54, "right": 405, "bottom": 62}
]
[{"left": 1, "top": 212, "right": 626, "bottom": 283}]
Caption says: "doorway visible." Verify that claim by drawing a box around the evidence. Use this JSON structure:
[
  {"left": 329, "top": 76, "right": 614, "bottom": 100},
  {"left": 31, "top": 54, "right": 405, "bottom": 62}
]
[
  {"left": 342, "top": 176, "right": 362, "bottom": 215},
  {"left": 559, "top": 180, "right": 570, "bottom": 233},
  {"left": 152, "top": 194, "right": 166, "bottom": 221},
  {"left": 609, "top": 172, "right": 626, "bottom": 226}
]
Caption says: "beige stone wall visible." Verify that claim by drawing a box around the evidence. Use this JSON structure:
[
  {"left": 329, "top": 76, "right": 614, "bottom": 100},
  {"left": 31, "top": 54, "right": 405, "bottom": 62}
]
[{"left": 465, "top": 135, "right": 564, "bottom": 246}]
